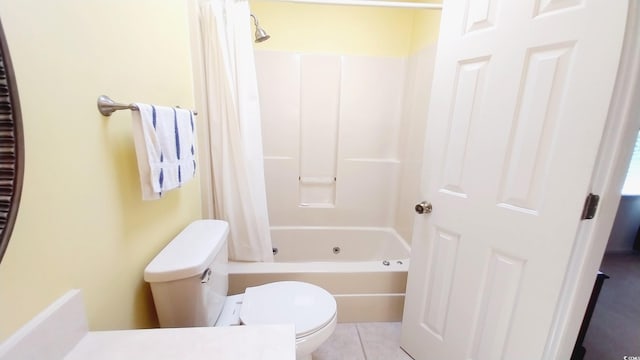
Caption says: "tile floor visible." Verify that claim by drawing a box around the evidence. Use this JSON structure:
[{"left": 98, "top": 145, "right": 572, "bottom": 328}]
[{"left": 313, "top": 322, "right": 413, "bottom": 360}]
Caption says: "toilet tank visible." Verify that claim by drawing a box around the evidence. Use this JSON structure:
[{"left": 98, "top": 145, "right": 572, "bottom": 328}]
[{"left": 144, "top": 220, "right": 229, "bottom": 328}]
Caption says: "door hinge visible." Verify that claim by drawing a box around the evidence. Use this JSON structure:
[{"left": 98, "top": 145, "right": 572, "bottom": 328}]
[{"left": 581, "top": 193, "right": 600, "bottom": 220}]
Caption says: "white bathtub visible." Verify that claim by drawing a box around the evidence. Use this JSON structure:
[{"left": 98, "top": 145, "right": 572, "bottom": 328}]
[{"left": 228, "top": 227, "right": 410, "bottom": 322}]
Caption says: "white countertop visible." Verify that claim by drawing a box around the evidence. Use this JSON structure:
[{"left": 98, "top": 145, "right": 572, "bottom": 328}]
[
  {"left": 65, "top": 325, "right": 296, "bottom": 360},
  {"left": 0, "top": 290, "right": 296, "bottom": 360}
]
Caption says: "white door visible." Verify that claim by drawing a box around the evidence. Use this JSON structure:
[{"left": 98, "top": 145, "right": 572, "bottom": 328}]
[{"left": 401, "top": 1, "right": 628, "bottom": 359}]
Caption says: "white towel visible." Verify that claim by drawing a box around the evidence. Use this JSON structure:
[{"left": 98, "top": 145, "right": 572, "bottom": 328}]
[{"left": 131, "top": 103, "right": 197, "bottom": 200}]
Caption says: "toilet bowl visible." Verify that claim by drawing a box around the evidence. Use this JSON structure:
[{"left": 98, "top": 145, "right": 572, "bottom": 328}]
[
  {"left": 144, "top": 220, "right": 337, "bottom": 360},
  {"left": 218, "top": 281, "right": 337, "bottom": 360}
]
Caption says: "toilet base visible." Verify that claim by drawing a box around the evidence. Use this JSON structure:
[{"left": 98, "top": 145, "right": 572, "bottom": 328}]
[
  {"left": 216, "top": 293, "right": 337, "bottom": 360},
  {"left": 295, "top": 313, "right": 337, "bottom": 360}
]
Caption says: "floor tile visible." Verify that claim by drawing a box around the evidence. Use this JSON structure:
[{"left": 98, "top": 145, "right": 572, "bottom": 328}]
[
  {"left": 357, "top": 322, "right": 413, "bottom": 360},
  {"left": 313, "top": 323, "right": 365, "bottom": 360}
]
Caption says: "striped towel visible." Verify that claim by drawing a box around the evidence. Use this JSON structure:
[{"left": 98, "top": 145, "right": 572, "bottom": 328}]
[{"left": 131, "top": 103, "right": 197, "bottom": 200}]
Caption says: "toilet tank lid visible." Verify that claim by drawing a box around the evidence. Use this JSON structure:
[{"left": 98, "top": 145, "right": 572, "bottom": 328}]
[{"left": 143, "top": 220, "right": 229, "bottom": 283}]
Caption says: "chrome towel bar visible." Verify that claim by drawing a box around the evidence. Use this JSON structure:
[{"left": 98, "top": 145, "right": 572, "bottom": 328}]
[{"left": 97, "top": 95, "right": 198, "bottom": 116}]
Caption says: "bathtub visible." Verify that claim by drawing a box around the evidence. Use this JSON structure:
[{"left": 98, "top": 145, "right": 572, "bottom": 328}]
[{"left": 228, "top": 227, "right": 410, "bottom": 322}]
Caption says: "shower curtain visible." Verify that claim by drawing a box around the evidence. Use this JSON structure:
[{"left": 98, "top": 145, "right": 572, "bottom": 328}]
[{"left": 200, "top": 0, "right": 273, "bottom": 262}]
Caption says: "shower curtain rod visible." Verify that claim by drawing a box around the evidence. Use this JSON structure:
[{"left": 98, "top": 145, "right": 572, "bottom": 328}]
[{"left": 259, "top": 0, "right": 442, "bottom": 10}]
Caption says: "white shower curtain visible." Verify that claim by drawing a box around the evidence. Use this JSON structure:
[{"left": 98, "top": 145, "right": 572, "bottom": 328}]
[{"left": 200, "top": 0, "right": 273, "bottom": 262}]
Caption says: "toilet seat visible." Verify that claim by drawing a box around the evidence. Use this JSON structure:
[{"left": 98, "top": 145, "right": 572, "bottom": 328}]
[{"left": 239, "top": 281, "right": 337, "bottom": 338}]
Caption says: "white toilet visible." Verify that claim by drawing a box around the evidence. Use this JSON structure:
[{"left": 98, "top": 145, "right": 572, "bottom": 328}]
[{"left": 144, "top": 220, "right": 337, "bottom": 360}]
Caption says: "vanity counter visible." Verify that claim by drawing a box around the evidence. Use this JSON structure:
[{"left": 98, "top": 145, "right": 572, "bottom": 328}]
[
  {"left": 65, "top": 325, "right": 295, "bottom": 360},
  {"left": 0, "top": 289, "right": 296, "bottom": 360}
]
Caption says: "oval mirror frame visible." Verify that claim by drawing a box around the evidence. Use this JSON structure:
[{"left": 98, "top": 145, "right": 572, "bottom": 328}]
[{"left": 0, "top": 18, "right": 24, "bottom": 264}]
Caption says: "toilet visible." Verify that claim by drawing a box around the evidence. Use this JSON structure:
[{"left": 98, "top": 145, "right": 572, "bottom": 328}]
[{"left": 144, "top": 220, "right": 337, "bottom": 360}]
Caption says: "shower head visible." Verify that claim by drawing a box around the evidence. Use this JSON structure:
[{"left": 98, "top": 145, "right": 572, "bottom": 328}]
[
  {"left": 254, "top": 26, "right": 270, "bottom": 43},
  {"left": 250, "top": 14, "right": 270, "bottom": 43}
]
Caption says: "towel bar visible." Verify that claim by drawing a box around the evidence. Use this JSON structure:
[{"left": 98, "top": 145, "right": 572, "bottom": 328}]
[{"left": 97, "top": 95, "right": 198, "bottom": 116}]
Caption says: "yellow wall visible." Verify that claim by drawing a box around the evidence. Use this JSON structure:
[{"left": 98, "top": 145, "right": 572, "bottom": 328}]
[
  {"left": 249, "top": 1, "right": 441, "bottom": 56},
  {"left": 0, "top": 0, "right": 201, "bottom": 339},
  {"left": 410, "top": 8, "right": 442, "bottom": 53}
]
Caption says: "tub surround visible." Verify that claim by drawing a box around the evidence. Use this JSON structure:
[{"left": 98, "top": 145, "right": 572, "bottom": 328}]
[
  {"left": 255, "top": 46, "right": 437, "bottom": 245},
  {"left": 0, "top": 290, "right": 295, "bottom": 360},
  {"left": 256, "top": 51, "right": 407, "bottom": 228},
  {"left": 228, "top": 226, "right": 410, "bottom": 322},
  {"left": 269, "top": 226, "right": 410, "bottom": 261},
  {"left": 229, "top": 226, "right": 409, "bottom": 322},
  {"left": 229, "top": 268, "right": 407, "bottom": 323}
]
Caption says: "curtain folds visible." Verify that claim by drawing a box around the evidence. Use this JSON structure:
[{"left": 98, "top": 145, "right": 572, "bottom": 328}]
[{"left": 200, "top": 0, "right": 273, "bottom": 262}]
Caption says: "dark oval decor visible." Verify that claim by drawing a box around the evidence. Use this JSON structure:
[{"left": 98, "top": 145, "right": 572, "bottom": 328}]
[{"left": 0, "top": 17, "right": 24, "bottom": 264}]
